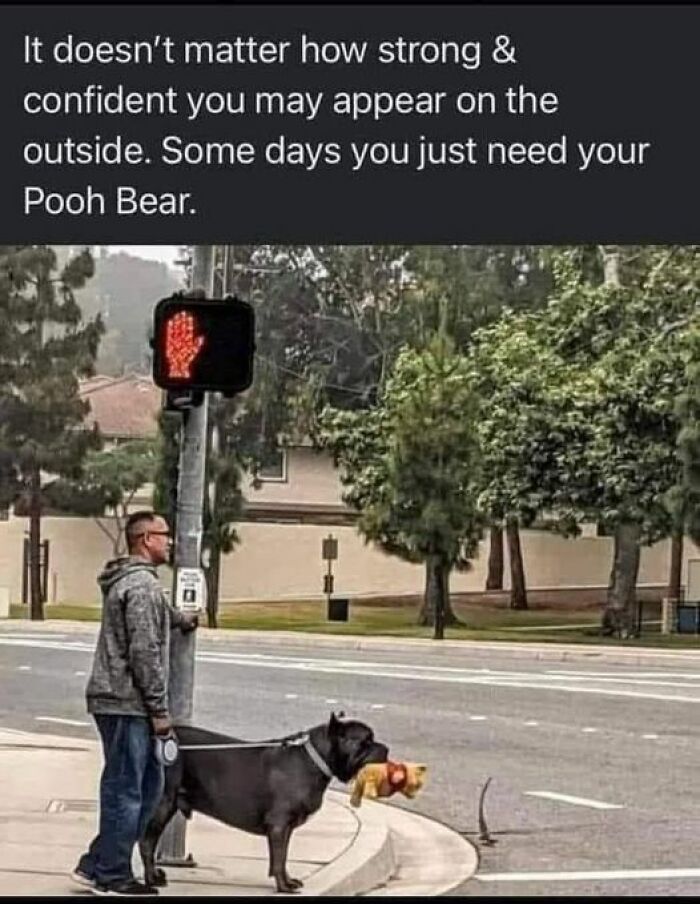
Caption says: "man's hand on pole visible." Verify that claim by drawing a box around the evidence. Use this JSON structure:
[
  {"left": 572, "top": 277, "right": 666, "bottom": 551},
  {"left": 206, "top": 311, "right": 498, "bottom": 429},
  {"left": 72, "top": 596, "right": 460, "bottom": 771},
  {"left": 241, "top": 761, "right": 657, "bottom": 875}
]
[{"left": 179, "top": 612, "right": 199, "bottom": 633}]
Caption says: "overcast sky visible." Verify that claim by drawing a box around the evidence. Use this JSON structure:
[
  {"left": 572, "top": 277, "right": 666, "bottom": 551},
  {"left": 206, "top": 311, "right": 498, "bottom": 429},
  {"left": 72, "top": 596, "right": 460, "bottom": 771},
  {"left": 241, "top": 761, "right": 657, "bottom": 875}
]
[{"left": 106, "top": 245, "right": 181, "bottom": 268}]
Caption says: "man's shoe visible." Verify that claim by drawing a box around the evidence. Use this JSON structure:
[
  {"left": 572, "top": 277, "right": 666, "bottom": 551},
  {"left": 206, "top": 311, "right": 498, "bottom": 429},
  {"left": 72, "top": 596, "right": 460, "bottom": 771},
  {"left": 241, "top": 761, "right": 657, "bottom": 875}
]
[
  {"left": 91, "top": 879, "right": 158, "bottom": 896},
  {"left": 70, "top": 868, "right": 96, "bottom": 889}
]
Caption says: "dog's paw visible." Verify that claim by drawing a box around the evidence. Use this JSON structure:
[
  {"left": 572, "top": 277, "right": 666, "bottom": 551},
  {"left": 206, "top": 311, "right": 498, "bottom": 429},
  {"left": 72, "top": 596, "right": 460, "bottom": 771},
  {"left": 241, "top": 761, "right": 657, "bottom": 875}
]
[
  {"left": 148, "top": 867, "right": 168, "bottom": 888},
  {"left": 275, "top": 876, "right": 303, "bottom": 894}
]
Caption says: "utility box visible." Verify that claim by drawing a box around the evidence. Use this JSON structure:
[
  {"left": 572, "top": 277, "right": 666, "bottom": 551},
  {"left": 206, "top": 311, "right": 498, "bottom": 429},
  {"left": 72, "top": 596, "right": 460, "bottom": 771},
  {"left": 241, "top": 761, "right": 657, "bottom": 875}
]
[
  {"left": 327, "top": 597, "right": 349, "bottom": 622},
  {"left": 679, "top": 559, "right": 700, "bottom": 633},
  {"left": 677, "top": 604, "right": 700, "bottom": 634}
]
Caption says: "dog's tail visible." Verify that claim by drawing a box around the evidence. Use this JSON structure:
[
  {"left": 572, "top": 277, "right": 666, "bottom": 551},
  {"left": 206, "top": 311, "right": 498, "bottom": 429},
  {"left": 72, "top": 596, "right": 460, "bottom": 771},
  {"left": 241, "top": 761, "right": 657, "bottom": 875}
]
[{"left": 478, "top": 777, "right": 496, "bottom": 846}]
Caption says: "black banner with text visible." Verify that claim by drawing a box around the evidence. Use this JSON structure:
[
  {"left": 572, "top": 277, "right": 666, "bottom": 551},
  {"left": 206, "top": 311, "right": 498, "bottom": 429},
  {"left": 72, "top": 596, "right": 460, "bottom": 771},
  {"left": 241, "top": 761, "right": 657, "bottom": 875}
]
[{"left": 0, "top": 4, "right": 697, "bottom": 243}]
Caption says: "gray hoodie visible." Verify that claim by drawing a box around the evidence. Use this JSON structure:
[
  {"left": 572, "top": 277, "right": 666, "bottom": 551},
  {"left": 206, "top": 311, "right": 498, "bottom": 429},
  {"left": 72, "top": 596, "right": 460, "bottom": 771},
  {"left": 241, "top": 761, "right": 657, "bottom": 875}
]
[{"left": 86, "top": 556, "right": 175, "bottom": 718}]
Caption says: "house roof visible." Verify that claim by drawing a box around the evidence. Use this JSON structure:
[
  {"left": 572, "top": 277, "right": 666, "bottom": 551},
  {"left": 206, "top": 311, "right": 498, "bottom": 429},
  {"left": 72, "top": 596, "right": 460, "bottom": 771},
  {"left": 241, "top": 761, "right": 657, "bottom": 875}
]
[{"left": 79, "top": 374, "right": 161, "bottom": 439}]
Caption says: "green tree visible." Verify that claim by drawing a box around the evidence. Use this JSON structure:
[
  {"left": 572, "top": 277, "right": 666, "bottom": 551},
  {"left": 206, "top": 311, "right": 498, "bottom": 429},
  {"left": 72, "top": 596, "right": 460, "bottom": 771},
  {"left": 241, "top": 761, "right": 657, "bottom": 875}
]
[
  {"left": 548, "top": 247, "right": 695, "bottom": 635},
  {"left": 46, "top": 439, "right": 158, "bottom": 555},
  {"left": 673, "top": 326, "right": 700, "bottom": 597},
  {"left": 321, "top": 337, "right": 484, "bottom": 638},
  {"left": 279, "top": 245, "right": 553, "bottom": 600},
  {"left": 473, "top": 246, "right": 699, "bottom": 633},
  {"left": 154, "top": 245, "right": 551, "bottom": 622},
  {"left": 407, "top": 246, "right": 554, "bottom": 595},
  {"left": 284, "top": 245, "right": 412, "bottom": 404},
  {"left": 0, "top": 246, "right": 102, "bottom": 619},
  {"left": 471, "top": 311, "right": 589, "bottom": 609}
]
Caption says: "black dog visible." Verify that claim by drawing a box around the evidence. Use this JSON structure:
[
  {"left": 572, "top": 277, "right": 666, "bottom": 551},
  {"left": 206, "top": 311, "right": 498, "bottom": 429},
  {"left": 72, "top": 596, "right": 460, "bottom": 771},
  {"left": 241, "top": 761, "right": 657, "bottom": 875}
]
[{"left": 139, "top": 713, "right": 389, "bottom": 893}]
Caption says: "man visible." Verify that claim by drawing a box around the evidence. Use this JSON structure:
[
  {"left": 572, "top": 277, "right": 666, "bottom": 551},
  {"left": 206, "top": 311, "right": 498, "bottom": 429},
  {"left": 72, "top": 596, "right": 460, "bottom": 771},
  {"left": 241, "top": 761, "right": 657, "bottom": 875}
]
[{"left": 72, "top": 511, "right": 198, "bottom": 896}]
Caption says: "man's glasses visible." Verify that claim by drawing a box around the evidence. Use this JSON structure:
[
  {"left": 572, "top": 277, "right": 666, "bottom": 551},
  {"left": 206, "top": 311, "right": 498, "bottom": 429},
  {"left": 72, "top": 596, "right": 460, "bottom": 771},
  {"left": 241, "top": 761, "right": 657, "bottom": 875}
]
[{"left": 131, "top": 530, "right": 171, "bottom": 539}]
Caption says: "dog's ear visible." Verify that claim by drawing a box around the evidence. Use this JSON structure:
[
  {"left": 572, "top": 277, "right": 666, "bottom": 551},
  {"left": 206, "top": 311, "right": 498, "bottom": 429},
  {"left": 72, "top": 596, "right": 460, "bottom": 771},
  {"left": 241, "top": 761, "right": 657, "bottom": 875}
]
[{"left": 328, "top": 711, "right": 346, "bottom": 734}]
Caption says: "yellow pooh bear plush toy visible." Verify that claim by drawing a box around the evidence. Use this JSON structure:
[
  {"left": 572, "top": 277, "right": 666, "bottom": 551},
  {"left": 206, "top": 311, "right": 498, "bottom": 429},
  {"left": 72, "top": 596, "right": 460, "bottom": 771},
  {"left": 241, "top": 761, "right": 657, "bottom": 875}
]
[{"left": 350, "top": 761, "right": 428, "bottom": 807}]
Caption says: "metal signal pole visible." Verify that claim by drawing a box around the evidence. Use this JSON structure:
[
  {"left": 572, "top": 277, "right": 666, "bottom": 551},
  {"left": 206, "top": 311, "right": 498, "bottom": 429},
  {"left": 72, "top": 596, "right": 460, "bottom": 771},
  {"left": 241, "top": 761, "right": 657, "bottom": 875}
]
[{"left": 156, "top": 245, "right": 214, "bottom": 866}]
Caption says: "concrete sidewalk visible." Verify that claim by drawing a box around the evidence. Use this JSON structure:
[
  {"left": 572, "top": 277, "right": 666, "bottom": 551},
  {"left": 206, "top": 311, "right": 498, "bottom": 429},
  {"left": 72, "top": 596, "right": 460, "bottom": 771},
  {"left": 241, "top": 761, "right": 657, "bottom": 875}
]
[{"left": 0, "top": 728, "right": 476, "bottom": 897}]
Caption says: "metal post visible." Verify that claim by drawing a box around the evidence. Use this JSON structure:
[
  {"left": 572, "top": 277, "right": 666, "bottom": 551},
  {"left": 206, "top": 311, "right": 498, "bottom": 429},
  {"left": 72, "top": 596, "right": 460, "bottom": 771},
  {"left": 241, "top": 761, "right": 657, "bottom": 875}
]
[
  {"left": 326, "top": 557, "right": 333, "bottom": 611},
  {"left": 22, "top": 537, "right": 28, "bottom": 605},
  {"left": 156, "top": 245, "right": 213, "bottom": 867},
  {"left": 201, "top": 245, "right": 229, "bottom": 630},
  {"left": 41, "top": 540, "right": 49, "bottom": 604}
]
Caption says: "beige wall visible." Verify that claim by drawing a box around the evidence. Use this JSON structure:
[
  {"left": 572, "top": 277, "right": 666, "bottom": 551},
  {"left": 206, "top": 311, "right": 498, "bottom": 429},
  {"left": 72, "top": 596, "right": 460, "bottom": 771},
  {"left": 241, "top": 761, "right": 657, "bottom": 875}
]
[
  {"left": 0, "top": 448, "right": 692, "bottom": 606},
  {"left": 244, "top": 447, "right": 344, "bottom": 507},
  {"left": 512, "top": 532, "right": 678, "bottom": 590},
  {"left": 0, "top": 513, "right": 693, "bottom": 606},
  {"left": 0, "top": 516, "right": 114, "bottom": 605}
]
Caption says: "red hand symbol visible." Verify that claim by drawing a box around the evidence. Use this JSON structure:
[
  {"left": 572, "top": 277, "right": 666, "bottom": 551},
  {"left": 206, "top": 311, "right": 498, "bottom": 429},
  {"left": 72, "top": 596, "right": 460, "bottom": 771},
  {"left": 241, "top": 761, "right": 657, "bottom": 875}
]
[{"left": 165, "top": 311, "right": 205, "bottom": 379}]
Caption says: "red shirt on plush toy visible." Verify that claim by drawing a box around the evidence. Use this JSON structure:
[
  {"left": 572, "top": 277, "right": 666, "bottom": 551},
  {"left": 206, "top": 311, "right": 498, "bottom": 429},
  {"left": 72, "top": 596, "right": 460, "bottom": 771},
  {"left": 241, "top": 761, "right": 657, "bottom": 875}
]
[{"left": 350, "top": 760, "right": 427, "bottom": 807}]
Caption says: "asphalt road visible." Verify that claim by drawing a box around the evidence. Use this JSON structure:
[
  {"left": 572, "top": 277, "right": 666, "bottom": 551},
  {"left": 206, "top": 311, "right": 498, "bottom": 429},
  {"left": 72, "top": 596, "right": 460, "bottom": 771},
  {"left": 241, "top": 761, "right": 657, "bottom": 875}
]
[{"left": 2, "top": 626, "right": 700, "bottom": 896}]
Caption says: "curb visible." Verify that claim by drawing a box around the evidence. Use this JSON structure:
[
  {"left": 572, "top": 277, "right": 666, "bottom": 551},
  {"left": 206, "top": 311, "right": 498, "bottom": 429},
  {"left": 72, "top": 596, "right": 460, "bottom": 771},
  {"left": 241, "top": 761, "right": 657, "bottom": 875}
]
[
  {"left": 365, "top": 800, "right": 479, "bottom": 897},
  {"left": 303, "top": 794, "right": 396, "bottom": 897}
]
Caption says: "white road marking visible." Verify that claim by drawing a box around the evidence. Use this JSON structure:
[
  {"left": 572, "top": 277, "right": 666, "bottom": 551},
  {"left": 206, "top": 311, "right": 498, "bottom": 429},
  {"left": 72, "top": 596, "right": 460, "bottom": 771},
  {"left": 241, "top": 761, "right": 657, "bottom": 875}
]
[
  {"left": 371, "top": 704, "right": 385, "bottom": 710},
  {"left": 17, "top": 666, "right": 32, "bottom": 671},
  {"left": 539, "top": 674, "right": 700, "bottom": 690},
  {"left": 325, "top": 698, "right": 338, "bottom": 704},
  {"left": 477, "top": 867, "right": 700, "bottom": 882},
  {"left": 0, "top": 634, "right": 67, "bottom": 641},
  {"left": 524, "top": 720, "right": 539, "bottom": 726},
  {"left": 582, "top": 727, "right": 598, "bottom": 733},
  {"left": 0, "top": 638, "right": 93, "bottom": 652},
  {"left": 525, "top": 791, "right": 623, "bottom": 810},
  {"left": 469, "top": 715, "right": 488, "bottom": 721},
  {"left": 35, "top": 717, "right": 89, "bottom": 727},
  {"left": 74, "top": 671, "right": 86, "bottom": 677},
  {"left": 196, "top": 652, "right": 700, "bottom": 703},
  {"left": 6, "top": 636, "right": 700, "bottom": 706},
  {"left": 284, "top": 694, "right": 298, "bottom": 700},
  {"left": 642, "top": 733, "right": 659, "bottom": 740},
  {"left": 548, "top": 669, "right": 700, "bottom": 680}
]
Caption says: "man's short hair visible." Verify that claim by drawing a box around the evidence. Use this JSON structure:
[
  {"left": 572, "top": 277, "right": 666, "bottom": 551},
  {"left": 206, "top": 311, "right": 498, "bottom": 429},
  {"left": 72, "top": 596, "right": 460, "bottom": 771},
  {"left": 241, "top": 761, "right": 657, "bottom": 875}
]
[{"left": 125, "top": 510, "right": 159, "bottom": 552}]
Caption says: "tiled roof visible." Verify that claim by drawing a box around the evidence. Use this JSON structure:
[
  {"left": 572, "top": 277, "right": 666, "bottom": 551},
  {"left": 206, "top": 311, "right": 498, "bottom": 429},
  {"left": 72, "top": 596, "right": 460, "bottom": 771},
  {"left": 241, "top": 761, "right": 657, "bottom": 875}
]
[{"left": 79, "top": 375, "right": 161, "bottom": 439}]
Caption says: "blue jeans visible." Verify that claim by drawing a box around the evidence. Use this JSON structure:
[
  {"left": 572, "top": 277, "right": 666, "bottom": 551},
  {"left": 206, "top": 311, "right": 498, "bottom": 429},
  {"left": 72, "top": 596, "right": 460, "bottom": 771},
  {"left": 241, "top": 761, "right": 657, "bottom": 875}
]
[{"left": 77, "top": 714, "right": 164, "bottom": 886}]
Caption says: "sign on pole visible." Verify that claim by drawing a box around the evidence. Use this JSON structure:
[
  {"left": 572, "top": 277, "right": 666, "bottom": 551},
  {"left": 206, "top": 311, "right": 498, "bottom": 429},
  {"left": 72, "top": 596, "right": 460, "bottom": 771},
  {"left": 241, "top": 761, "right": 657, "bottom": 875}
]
[
  {"left": 322, "top": 536, "right": 338, "bottom": 561},
  {"left": 174, "top": 567, "right": 207, "bottom": 612}
]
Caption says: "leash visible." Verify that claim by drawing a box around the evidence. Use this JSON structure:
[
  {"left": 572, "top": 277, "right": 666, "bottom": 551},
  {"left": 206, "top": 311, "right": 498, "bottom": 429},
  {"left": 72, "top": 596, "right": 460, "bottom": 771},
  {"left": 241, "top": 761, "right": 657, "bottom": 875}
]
[
  {"left": 177, "top": 736, "right": 307, "bottom": 751},
  {"left": 165, "top": 732, "right": 335, "bottom": 780}
]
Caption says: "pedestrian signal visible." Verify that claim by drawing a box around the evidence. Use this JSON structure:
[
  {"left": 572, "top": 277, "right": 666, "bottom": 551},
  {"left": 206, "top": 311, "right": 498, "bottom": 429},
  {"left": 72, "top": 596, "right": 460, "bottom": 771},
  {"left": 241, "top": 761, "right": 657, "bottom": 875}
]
[{"left": 152, "top": 296, "right": 255, "bottom": 395}]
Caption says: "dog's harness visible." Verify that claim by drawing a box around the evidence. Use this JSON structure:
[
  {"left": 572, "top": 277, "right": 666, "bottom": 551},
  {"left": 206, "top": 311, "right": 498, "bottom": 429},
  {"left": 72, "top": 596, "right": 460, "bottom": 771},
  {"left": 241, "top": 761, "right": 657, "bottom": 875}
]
[{"left": 165, "top": 733, "right": 334, "bottom": 780}]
